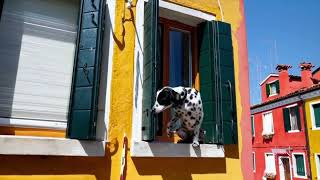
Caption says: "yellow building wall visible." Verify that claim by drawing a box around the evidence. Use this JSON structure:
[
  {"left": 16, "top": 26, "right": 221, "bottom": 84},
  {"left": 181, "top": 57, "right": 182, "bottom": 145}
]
[
  {"left": 0, "top": 0, "right": 252, "bottom": 180},
  {"left": 305, "top": 97, "right": 320, "bottom": 179}
]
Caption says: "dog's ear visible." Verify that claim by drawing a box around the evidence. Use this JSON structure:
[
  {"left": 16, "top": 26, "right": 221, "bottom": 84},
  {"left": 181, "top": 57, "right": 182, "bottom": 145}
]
[{"left": 170, "top": 89, "right": 181, "bottom": 102}]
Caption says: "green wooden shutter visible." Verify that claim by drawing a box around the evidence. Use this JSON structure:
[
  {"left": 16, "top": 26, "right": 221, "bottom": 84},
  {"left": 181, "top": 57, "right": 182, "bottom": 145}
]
[
  {"left": 266, "top": 84, "right": 270, "bottom": 97},
  {"left": 142, "top": 0, "right": 159, "bottom": 141},
  {"left": 275, "top": 80, "right": 280, "bottom": 94},
  {"left": 295, "top": 155, "right": 306, "bottom": 176},
  {"left": 313, "top": 103, "right": 320, "bottom": 128},
  {"left": 251, "top": 116, "right": 255, "bottom": 137},
  {"left": 67, "top": 0, "right": 105, "bottom": 140},
  {"left": 283, "top": 108, "right": 290, "bottom": 132},
  {"left": 199, "top": 21, "right": 237, "bottom": 144},
  {"left": 295, "top": 106, "right": 301, "bottom": 130}
]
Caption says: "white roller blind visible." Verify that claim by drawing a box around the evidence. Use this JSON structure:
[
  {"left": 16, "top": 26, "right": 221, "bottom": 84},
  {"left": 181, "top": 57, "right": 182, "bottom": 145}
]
[
  {"left": 265, "top": 154, "right": 276, "bottom": 174},
  {"left": 0, "top": 0, "right": 79, "bottom": 126},
  {"left": 262, "top": 112, "right": 274, "bottom": 135}
]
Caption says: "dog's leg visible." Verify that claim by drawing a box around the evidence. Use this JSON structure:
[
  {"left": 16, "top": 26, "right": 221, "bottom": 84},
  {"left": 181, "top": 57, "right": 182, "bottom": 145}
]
[
  {"left": 192, "top": 125, "right": 200, "bottom": 147},
  {"left": 166, "top": 117, "right": 178, "bottom": 137}
]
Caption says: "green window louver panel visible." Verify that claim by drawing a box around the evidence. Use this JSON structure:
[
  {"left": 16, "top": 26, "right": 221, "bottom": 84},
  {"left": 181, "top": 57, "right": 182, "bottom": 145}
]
[
  {"left": 295, "top": 155, "right": 306, "bottom": 176},
  {"left": 266, "top": 84, "right": 270, "bottom": 97},
  {"left": 283, "top": 108, "right": 290, "bottom": 132},
  {"left": 198, "top": 21, "right": 238, "bottom": 144},
  {"left": 141, "top": 0, "right": 159, "bottom": 141},
  {"left": 313, "top": 103, "right": 320, "bottom": 128},
  {"left": 275, "top": 80, "right": 280, "bottom": 94},
  {"left": 251, "top": 116, "right": 255, "bottom": 136},
  {"left": 67, "top": 0, "right": 105, "bottom": 140}
]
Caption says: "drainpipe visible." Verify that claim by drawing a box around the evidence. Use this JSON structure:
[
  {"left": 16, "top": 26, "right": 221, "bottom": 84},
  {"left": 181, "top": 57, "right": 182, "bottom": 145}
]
[{"left": 299, "top": 94, "right": 313, "bottom": 179}]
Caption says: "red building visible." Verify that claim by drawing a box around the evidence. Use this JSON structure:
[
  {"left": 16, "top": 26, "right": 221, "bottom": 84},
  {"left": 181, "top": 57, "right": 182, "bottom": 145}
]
[{"left": 251, "top": 63, "right": 320, "bottom": 180}]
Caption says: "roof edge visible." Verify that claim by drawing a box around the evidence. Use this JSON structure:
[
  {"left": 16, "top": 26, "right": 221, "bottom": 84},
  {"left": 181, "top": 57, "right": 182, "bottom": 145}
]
[{"left": 259, "top": 74, "right": 279, "bottom": 86}]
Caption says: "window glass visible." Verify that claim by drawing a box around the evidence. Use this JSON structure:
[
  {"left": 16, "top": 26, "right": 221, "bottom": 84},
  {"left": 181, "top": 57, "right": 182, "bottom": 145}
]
[
  {"left": 289, "top": 107, "right": 298, "bottom": 130},
  {"left": 294, "top": 154, "right": 306, "bottom": 177},
  {"left": 270, "top": 83, "right": 277, "bottom": 95},
  {"left": 169, "top": 29, "right": 191, "bottom": 87},
  {"left": 313, "top": 103, "right": 320, "bottom": 128}
]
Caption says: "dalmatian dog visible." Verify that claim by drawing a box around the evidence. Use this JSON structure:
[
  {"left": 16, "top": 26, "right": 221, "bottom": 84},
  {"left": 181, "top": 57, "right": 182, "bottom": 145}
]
[{"left": 152, "top": 86, "right": 204, "bottom": 147}]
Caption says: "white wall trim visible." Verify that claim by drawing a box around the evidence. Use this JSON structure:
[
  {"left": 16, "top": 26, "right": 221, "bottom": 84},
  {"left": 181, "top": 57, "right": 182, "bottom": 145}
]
[
  {"left": 278, "top": 156, "right": 293, "bottom": 180},
  {"left": 0, "top": 135, "right": 105, "bottom": 156},
  {"left": 292, "top": 152, "right": 308, "bottom": 179},
  {"left": 310, "top": 100, "right": 320, "bottom": 130},
  {"left": 253, "top": 152, "right": 256, "bottom": 172},
  {"left": 285, "top": 103, "right": 298, "bottom": 108},
  {"left": 0, "top": 117, "right": 66, "bottom": 130},
  {"left": 260, "top": 74, "right": 279, "bottom": 86},
  {"left": 131, "top": 141, "right": 224, "bottom": 158},
  {"left": 159, "top": 0, "right": 215, "bottom": 21}
]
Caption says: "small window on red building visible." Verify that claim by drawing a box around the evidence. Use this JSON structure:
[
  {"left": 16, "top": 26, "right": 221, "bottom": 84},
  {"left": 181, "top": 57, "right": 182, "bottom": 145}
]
[
  {"left": 266, "top": 80, "right": 280, "bottom": 97},
  {"left": 283, "top": 105, "right": 301, "bottom": 132}
]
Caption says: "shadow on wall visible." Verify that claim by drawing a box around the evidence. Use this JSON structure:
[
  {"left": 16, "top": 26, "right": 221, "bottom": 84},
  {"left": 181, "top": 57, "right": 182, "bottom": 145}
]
[
  {"left": 0, "top": 145, "right": 112, "bottom": 180},
  {"left": 132, "top": 144, "right": 239, "bottom": 180}
]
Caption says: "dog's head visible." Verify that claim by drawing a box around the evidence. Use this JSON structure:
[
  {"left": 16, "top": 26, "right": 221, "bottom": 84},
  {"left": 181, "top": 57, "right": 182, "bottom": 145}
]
[{"left": 152, "top": 87, "right": 182, "bottom": 114}]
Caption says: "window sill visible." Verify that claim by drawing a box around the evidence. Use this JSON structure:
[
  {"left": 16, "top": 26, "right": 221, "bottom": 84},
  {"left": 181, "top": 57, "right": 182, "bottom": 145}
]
[
  {"left": 131, "top": 141, "right": 225, "bottom": 158},
  {"left": 293, "top": 174, "right": 308, "bottom": 179},
  {"left": 268, "top": 93, "right": 278, "bottom": 97},
  {"left": 0, "top": 135, "right": 105, "bottom": 156},
  {"left": 312, "top": 127, "right": 320, "bottom": 131},
  {"left": 288, "top": 130, "right": 300, "bottom": 133}
]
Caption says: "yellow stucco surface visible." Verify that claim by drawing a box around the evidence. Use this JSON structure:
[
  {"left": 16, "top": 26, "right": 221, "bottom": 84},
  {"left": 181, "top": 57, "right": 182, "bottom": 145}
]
[
  {"left": 305, "top": 97, "right": 320, "bottom": 179},
  {"left": 0, "top": 0, "right": 249, "bottom": 179}
]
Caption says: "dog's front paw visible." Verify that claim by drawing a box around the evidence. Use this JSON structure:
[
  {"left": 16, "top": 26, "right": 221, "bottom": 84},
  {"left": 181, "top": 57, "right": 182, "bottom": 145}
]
[{"left": 192, "top": 141, "right": 200, "bottom": 147}]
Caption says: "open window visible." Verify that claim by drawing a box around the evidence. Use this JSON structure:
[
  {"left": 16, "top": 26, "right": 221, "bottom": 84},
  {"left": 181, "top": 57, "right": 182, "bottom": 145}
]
[
  {"left": 141, "top": 0, "right": 237, "bottom": 145},
  {"left": 0, "top": 0, "right": 109, "bottom": 156},
  {"left": 266, "top": 80, "right": 280, "bottom": 97},
  {"left": 283, "top": 104, "right": 301, "bottom": 133}
]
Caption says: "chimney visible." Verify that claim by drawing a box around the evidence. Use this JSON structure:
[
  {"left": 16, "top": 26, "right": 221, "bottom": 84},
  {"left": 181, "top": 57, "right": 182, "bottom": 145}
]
[
  {"left": 276, "top": 64, "right": 292, "bottom": 95},
  {"left": 300, "top": 62, "right": 314, "bottom": 88}
]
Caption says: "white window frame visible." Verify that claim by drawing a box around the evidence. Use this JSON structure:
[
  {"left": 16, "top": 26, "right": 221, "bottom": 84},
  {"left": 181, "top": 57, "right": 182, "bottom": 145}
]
[
  {"left": 131, "top": 0, "right": 222, "bottom": 158},
  {"left": 253, "top": 152, "right": 256, "bottom": 172},
  {"left": 292, "top": 152, "right": 308, "bottom": 179},
  {"left": 285, "top": 103, "right": 300, "bottom": 133},
  {"left": 251, "top": 115, "right": 255, "bottom": 137},
  {"left": 262, "top": 111, "right": 274, "bottom": 135},
  {"left": 315, "top": 153, "right": 320, "bottom": 180},
  {"left": 278, "top": 156, "right": 292, "bottom": 180},
  {"left": 310, "top": 100, "right": 320, "bottom": 130},
  {"left": 0, "top": 0, "right": 116, "bottom": 157}
]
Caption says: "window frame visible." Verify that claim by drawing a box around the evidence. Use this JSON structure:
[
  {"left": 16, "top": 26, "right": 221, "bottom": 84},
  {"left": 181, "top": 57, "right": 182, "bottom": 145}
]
[
  {"left": 278, "top": 156, "right": 292, "bottom": 180},
  {"left": 253, "top": 152, "right": 256, "bottom": 172},
  {"left": 267, "top": 80, "right": 279, "bottom": 97},
  {"left": 292, "top": 152, "right": 308, "bottom": 179},
  {"left": 131, "top": 0, "right": 222, "bottom": 158},
  {"left": 262, "top": 111, "right": 274, "bottom": 135},
  {"left": 285, "top": 104, "right": 300, "bottom": 133},
  {"left": 264, "top": 153, "right": 276, "bottom": 174},
  {"left": 315, "top": 153, "right": 320, "bottom": 180},
  {"left": 310, "top": 101, "right": 320, "bottom": 130}
]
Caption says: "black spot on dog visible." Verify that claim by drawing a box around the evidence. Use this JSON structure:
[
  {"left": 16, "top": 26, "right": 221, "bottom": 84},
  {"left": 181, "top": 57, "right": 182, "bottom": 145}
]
[
  {"left": 183, "top": 122, "right": 187, "bottom": 126},
  {"left": 188, "top": 89, "right": 191, "bottom": 94},
  {"left": 188, "top": 102, "right": 192, "bottom": 106},
  {"left": 198, "top": 107, "right": 202, "bottom": 111},
  {"left": 199, "top": 116, "right": 202, "bottom": 120},
  {"left": 181, "top": 91, "right": 185, "bottom": 96},
  {"left": 191, "top": 116, "right": 195, "bottom": 120},
  {"left": 195, "top": 120, "right": 200, "bottom": 125},
  {"left": 187, "top": 112, "right": 191, "bottom": 116},
  {"left": 190, "top": 94, "right": 193, "bottom": 99},
  {"left": 194, "top": 89, "right": 198, "bottom": 94},
  {"left": 184, "top": 99, "right": 189, "bottom": 104},
  {"left": 193, "top": 103, "right": 196, "bottom": 107},
  {"left": 191, "top": 107, "right": 196, "bottom": 111},
  {"left": 198, "top": 100, "right": 201, "bottom": 104}
]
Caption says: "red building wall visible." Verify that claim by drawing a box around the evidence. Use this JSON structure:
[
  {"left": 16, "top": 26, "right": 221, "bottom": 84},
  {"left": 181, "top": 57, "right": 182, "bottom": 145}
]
[{"left": 252, "top": 102, "right": 310, "bottom": 180}]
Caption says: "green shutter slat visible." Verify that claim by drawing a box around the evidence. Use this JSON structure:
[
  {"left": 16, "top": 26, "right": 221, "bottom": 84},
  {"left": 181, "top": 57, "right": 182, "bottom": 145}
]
[
  {"left": 295, "top": 106, "right": 301, "bottom": 130},
  {"left": 314, "top": 104, "right": 320, "bottom": 127},
  {"left": 283, "top": 108, "right": 290, "bottom": 132},
  {"left": 266, "top": 84, "right": 270, "bottom": 97},
  {"left": 199, "top": 21, "right": 237, "bottom": 144},
  {"left": 142, "top": 0, "right": 159, "bottom": 141},
  {"left": 67, "top": 0, "right": 105, "bottom": 140},
  {"left": 296, "top": 155, "right": 306, "bottom": 176},
  {"left": 275, "top": 80, "right": 280, "bottom": 94}
]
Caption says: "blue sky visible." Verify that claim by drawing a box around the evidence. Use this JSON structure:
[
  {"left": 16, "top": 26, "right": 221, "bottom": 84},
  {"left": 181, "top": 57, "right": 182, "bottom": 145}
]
[{"left": 245, "top": 1, "right": 320, "bottom": 105}]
